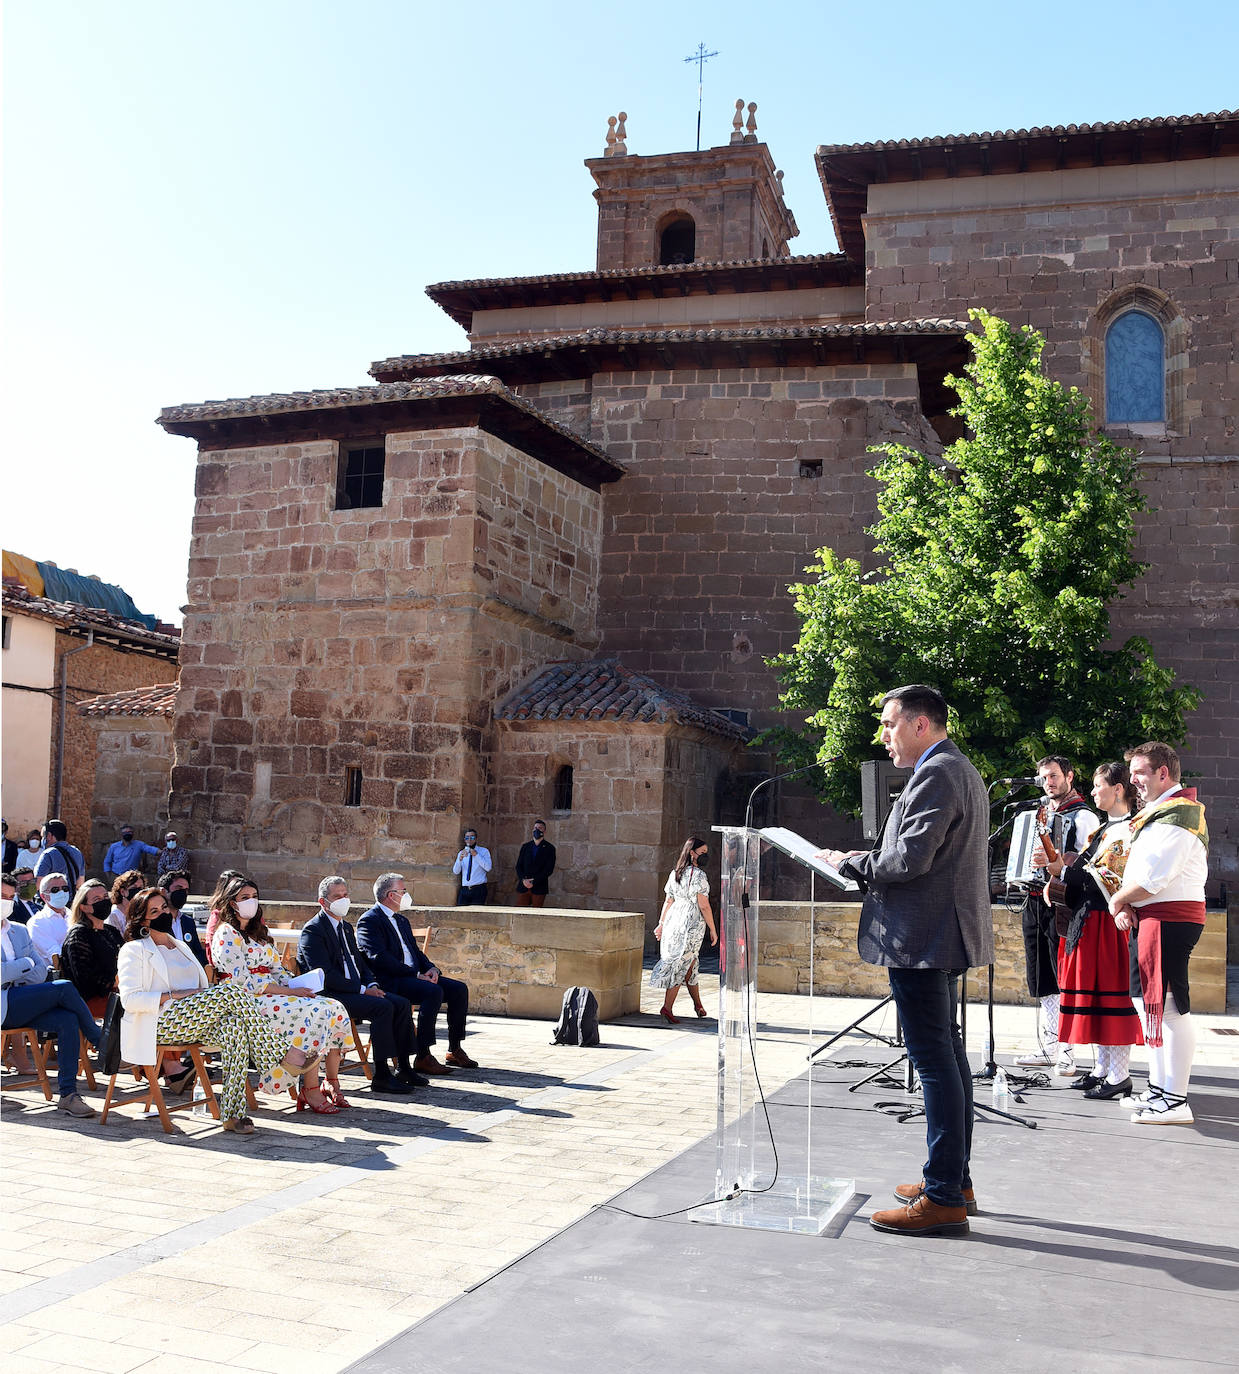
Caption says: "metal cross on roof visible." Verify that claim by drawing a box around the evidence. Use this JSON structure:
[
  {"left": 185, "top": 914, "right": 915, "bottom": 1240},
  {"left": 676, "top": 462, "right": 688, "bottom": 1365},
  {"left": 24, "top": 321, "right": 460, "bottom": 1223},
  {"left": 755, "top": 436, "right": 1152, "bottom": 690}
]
[{"left": 683, "top": 42, "right": 719, "bottom": 152}]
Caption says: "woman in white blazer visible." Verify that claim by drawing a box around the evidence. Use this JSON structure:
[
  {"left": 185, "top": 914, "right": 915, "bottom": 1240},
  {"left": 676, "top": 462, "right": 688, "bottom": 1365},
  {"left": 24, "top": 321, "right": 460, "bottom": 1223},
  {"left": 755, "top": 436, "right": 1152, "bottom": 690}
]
[{"left": 117, "top": 888, "right": 318, "bottom": 1135}]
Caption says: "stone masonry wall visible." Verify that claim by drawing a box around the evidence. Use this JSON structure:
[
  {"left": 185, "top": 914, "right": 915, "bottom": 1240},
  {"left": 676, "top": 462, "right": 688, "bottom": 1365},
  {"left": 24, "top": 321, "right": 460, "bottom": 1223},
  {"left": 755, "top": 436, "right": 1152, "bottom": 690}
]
[
  {"left": 172, "top": 427, "right": 601, "bottom": 901},
  {"left": 52, "top": 634, "right": 177, "bottom": 870},
  {"left": 86, "top": 717, "right": 173, "bottom": 878}
]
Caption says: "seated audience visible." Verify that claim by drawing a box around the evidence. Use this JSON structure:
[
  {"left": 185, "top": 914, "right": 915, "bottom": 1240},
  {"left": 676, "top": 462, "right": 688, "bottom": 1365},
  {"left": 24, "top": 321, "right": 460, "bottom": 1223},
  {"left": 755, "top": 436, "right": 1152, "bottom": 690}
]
[
  {"left": 203, "top": 869, "right": 248, "bottom": 964},
  {"left": 2, "top": 902, "right": 101, "bottom": 1117},
  {"left": 210, "top": 874, "right": 352, "bottom": 1112},
  {"left": 358, "top": 872, "right": 477, "bottom": 1072},
  {"left": 298, "top": 877, "right": 421, "bottom": 1097},
  {"left": 62, "top": 881, "right": 124, "bottom": 1015},
  {"left": 29, "top": 873, "right": 72, "bottom": 961},
  {"left": 158, "top": 871, "right": 207, "bottom": 966},
  {"left": 118, "top": 887, "right": 315, "bottom": 1136},
  {"left": 2, "top": 871, "right": 40, "bottom": 926}
]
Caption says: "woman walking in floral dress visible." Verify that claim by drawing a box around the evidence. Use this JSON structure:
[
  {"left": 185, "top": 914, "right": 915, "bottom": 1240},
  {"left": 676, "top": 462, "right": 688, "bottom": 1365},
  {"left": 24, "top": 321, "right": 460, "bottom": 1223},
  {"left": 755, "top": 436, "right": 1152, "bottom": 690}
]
[
  {"left": 210, "top": 874, "right": 354, "bottom": 1112},
  {"left": 650, "top": 837, "right": 718, "bottom": 1024}
]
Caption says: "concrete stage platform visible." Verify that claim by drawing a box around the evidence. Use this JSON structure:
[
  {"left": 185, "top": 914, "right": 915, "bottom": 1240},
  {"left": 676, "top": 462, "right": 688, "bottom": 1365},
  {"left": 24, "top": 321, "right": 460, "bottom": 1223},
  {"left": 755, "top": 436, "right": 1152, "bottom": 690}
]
[{"left": 346, "top": 1059, "right": 1239, "bottom": 1374}]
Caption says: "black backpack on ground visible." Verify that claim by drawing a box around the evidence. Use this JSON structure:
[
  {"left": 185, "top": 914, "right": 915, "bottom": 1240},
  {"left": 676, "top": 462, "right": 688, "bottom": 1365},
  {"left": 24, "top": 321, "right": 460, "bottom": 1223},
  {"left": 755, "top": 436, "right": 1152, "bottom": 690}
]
[{"left": 550, "top": 986, "right": 600, "bottom": 1046}]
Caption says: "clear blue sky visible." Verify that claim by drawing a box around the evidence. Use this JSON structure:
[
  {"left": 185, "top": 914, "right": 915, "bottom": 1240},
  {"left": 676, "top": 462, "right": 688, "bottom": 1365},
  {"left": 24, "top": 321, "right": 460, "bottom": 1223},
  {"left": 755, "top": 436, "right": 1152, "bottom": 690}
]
[{"left": 3, "top": 0, "right": 1235, "bottom": 624}]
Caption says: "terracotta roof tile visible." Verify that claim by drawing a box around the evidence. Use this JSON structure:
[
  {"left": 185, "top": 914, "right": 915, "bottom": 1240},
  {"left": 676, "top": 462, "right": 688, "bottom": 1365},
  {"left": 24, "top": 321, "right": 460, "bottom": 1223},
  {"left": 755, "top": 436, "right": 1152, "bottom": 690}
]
[
  {"left": 1, "top": 580, "right": 181, "bottom": 655},
  {"left": 495, "top": 659, "right": 750, "bottom": 740},
  {"left": 78, "top": 682, "right": 178, "bottom": 718},
  {"left": 371, "top": 319, "right": 967, "bottom": 379}
]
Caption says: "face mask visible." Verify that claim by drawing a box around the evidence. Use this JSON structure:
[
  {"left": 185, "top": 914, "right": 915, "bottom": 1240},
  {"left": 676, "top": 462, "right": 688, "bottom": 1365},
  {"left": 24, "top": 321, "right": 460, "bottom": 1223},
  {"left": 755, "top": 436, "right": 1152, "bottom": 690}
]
[
  {"left": 122, "top": 833, "right": 134, "bottom": 842},
  {"left": 123, "top": 888, "right": 140, "bottom": 904},
  {"left": 27, "top": 839, "right": 41, "bottom": 851},
  {"left": 167, "top": 888, "right": 189, "bottom": 910},
  {"left": 0, "top": 899, "right": 11, "bottom": 920},
  {"left": 90, "top": 897, "right": 114, "bottom": 920},
  {"left": 147, "top": 913, "right": 176, "bottom": 935},
  {"left": 399, "top": 892, "right": 414, "bottom": 911},
  {"left": 45, "top": 889, "right": 70, "bottom": 910},
  {"left": 328, "top": 896, "right": 351, "bottom": 919},
  {"left": 533, "top": 828, "right": 544, "bottom": 840},
  {"left": 236, "top": 897, "right": 259, "bottom": 921},
  {"left": 166, "top": 840, "right": 178, "bottom": 850}
]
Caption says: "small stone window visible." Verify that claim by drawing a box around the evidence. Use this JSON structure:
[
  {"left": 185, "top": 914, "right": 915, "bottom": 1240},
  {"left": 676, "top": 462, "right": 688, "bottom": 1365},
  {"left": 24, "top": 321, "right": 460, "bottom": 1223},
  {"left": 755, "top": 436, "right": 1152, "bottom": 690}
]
[
  {"left": 798, "top": 459, "right": 823, "bottom": 479},
  {"left": 551, "top": 764, "right": 574, "bottom": 813},
  {"left": 336, "top": 441, "right": 386, "bottom": 510},
  {"left": 1105, "top": 311, "right": 1165, "bottom": 424},
  {"left": 659, "top": 213, "right": 696, "bottom": 266},
  {"left": 344, "top": 767, "right": 364, "bottom": 807}
]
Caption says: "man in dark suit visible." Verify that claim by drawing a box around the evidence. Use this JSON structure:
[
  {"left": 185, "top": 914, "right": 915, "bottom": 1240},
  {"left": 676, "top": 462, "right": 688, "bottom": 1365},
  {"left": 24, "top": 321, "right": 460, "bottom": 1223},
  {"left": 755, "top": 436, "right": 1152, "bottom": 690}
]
[
  {"left": 357, "top": 873, "right": 477, "bottom": 1072},
  {"left": 158, "top": 872, "right": 208, "bottom": 966},
  {"left": 514, "top": 820, "right": 556, "bottom": 907},
  {"left": 821, "top": 684, "right": 993, "bottom": 1237},
  {"left": 298, "top": 877, "right": 421, "bottom": 1095}
]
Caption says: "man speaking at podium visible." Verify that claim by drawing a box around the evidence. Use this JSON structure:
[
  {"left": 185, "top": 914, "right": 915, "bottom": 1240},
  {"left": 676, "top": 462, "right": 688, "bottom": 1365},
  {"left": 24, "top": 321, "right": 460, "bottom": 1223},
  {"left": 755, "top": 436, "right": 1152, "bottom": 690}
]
[{"left": 819, "top": 684, "right": 992, "bottom": 1237}]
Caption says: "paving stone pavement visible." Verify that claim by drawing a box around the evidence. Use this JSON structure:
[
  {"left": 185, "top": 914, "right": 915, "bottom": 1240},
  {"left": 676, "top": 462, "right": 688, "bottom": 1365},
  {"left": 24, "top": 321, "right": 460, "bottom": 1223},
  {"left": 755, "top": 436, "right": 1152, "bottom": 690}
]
[{"left": 3, "top": 978, "right": 1236, "bottom": 1374}]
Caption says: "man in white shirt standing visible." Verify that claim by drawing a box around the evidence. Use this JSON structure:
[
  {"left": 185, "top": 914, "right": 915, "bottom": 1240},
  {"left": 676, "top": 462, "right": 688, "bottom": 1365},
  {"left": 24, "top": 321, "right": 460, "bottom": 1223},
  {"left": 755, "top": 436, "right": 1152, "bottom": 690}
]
[
  {"left": 1109, "top": 741, "right": 1209, "bottom": 1126},
  {"left": 452, "top": 828, "right": 492, "bottom": 907}
]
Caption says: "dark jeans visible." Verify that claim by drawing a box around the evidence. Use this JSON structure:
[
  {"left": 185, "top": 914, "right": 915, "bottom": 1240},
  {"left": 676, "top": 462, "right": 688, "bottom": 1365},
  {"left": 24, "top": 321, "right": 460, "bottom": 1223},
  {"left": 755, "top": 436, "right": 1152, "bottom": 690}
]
[
  {"left": 334, "top": 990, "right": 414, "bottom": 1070},
  {"left": 456, "top": 883, "right": 488, "bottom": 907},
  {"left": 887, "top": 967, "right": 973, "bottom": 1208},
  {"left": 1021, "top": 895, "right": 1059, "bottom": 998},
  {"left": 383, "top": 975, "right": 469, "bottom": 1055},
  {"left": 3, "top": 980, "right": 101, "bottom": 1097}
]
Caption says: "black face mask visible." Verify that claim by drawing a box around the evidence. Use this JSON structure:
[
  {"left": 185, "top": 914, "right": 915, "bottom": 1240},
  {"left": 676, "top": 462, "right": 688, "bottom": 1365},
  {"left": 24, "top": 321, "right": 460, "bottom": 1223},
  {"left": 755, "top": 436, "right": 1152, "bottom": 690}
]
[
  {"left": 166, "top": 888, "right": 189, "bottom": 910},
  {"left": 533, "top": 828, "right": 545, "bottom": 840},
  {"left": 89, "top": 897, "right": 113, "bottom": 920},
  {"left": 147, "top": 913, "right": 176, "bottom": 935},
  {"left": 121, "top": 833, "right": 134, "bottom": 843}
]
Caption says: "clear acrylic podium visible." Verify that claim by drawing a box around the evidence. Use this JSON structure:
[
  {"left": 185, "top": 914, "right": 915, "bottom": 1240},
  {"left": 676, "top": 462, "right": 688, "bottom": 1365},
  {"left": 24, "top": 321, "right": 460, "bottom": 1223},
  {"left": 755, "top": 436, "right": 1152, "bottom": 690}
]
[{"left": 687, "top": 825, "right": 857, "bottom": 1234}]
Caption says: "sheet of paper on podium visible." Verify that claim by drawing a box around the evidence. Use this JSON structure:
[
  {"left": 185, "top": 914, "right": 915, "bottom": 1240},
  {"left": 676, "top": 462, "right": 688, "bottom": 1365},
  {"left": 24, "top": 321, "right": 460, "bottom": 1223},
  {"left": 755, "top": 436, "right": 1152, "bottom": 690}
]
[{"left": 759, "top": 827, "right": 860, "bottom": 891}]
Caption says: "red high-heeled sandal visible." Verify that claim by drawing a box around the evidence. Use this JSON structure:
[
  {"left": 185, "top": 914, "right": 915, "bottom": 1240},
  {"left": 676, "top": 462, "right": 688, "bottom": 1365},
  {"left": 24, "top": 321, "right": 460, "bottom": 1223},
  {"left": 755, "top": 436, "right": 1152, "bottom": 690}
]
[
  {"left": 659, "top": 1007, "right": 680, "bottom": 1025},
  {"left": 296, "top": 1084, "right": 340, "bottom": 1115},
  {"left": 323, "top": 1081, "right": 352, "bottom": 1110}
]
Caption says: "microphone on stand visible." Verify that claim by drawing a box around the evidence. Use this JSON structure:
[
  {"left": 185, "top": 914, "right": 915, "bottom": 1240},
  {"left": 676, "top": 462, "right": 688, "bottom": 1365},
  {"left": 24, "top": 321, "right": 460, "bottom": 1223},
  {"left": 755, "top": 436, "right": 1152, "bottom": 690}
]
[
  {"left": 998, "top": 776, "right": 1038, "bottom": 786},
  {"left": 744, "top": 757, "right": 841, "bottom": 833}
]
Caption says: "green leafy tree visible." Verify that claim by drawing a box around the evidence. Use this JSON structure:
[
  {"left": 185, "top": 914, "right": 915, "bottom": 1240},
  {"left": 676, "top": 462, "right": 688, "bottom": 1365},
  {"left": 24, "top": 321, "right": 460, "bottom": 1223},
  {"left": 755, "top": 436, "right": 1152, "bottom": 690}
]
[{"left": 764, "top": 309, "right": 1200, "bottom": 813}]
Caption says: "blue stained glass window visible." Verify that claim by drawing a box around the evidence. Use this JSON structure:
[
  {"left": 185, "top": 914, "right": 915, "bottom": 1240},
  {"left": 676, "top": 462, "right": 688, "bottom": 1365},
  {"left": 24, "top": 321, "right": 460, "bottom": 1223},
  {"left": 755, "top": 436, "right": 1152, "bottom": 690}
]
[{"left": 1105, "top": 311, "right": 1165, "bottom": 423}]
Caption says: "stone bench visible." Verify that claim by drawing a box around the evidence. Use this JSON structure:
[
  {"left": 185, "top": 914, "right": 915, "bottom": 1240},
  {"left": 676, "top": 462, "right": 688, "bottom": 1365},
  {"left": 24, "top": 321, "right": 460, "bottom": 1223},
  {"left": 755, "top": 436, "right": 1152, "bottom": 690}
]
[
  {"left": 757, "top": 901, "right": 1229, "bottom": 1013},
  {"left": 253, "top": 899, "right": 646, "bottom": 1022}
]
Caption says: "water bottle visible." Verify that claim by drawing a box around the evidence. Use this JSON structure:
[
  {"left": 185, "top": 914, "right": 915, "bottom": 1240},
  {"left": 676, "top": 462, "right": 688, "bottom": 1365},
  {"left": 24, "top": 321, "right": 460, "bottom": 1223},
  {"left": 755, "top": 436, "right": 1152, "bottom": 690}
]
[
  {"left": 982, "top": 1032, "right": 993, "bottom": 1068},
  {"left": 992, "top": 1065, "right": 1010, "bottom": 1112},
  {"left": 192, "top": 1077, "right": 208, "bottom": 1117}
]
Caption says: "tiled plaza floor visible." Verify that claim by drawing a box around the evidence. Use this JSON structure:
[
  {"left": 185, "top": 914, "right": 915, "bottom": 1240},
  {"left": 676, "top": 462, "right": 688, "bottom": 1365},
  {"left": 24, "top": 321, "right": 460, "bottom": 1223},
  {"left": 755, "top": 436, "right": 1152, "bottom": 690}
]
[{"left": 3, "top": 979, "right": 1237, "bottom": 1374}]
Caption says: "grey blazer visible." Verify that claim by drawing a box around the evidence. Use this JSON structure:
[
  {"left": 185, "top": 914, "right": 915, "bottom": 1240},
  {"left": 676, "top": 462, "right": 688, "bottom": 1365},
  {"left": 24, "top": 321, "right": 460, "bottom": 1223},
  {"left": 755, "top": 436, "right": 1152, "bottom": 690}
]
[{"left": 851, "top": 738, "right": 994, "bottom": 970}]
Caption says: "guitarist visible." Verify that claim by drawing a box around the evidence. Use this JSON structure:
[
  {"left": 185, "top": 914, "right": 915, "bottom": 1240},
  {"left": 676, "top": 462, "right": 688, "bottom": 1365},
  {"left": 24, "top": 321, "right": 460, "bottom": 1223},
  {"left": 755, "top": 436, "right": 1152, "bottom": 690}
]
[{"left": 1013, "top": 756, "right": 1098, "bottom": 1076}]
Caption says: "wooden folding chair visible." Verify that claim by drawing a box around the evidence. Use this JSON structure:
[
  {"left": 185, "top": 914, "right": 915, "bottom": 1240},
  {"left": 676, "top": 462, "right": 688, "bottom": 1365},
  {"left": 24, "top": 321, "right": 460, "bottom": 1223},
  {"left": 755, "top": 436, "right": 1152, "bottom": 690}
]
[
  {"left": 340, "top": 1017, "right": 375, "bottom": 1081},
  {"left": 0, "top": 1028, "right": 53, "bottom": 1101},
  {"left": 100, "top": 1042, "right": 255, "bottom": 1134}
]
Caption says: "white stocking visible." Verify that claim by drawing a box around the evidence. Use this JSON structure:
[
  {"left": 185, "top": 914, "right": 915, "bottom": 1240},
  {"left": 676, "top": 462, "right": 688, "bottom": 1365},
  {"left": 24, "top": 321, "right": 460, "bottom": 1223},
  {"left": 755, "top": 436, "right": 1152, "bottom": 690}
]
[
  {"left": 1107, "top": 1045, "right": 1131, "bottom": 1084},
  {"left": 1160, "top": 991, "right": 1196, "bottom": 1099},
  {"left": 1040, "top": 994, "right": 1059, "bottom": 1046},
  {"left": 1094, "top": 1045, "right": 1111, "bottom": 1079}
]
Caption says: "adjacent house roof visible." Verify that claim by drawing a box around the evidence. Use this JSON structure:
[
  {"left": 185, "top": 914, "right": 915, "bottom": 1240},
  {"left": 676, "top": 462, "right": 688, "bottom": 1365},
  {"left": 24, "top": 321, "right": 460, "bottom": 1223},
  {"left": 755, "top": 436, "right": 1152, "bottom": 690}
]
[
  {"left": 78, "top": 682, "right": 178, "bottom": 718},
  {"left": 816, "top": 108, "right": 1239, "bottom": 261},
  {"left": 426, "top": 254, "right": 861, "bottom": 331},
  {"left": 371, "top": 320, "right": 970, "bottom": 394},
  {"left": 495, "top": 659, "right": 751, "bottom": 740},
  {"left": 1, "top": 580, "right": 181, "bottom": 660},
  {"left": 158, "top": 374, "right": 624, "bottom": 489}
]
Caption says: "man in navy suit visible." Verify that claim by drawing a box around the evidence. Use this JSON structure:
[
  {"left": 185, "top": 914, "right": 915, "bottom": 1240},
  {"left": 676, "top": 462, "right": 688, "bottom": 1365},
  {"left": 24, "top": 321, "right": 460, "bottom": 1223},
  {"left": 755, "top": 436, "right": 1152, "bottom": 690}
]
[
  {"left": 299, "top": 877, "right": 421, "bottom": 1095},
  {"left": 821, "top": 684, "right": 992, "bottom": 1238},
  {"left": 357, "top": 872, "right": 477, "bottom": 1073}
]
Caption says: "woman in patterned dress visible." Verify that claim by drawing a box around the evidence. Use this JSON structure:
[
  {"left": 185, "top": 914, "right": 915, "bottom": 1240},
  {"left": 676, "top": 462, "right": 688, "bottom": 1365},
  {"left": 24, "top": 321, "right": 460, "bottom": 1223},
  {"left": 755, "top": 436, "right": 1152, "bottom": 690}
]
[
  {"left": 650, "top": 836, "right": 718, "bottom": 1024},
  {"left": 209, "top": 874, "right": 353, "bottom": 1112}
]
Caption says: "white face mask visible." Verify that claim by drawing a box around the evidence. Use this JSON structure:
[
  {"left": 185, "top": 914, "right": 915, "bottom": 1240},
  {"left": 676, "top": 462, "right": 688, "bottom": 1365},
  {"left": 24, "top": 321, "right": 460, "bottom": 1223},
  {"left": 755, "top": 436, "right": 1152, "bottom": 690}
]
[
  {"left": 399, "top": 891, "right": 413, "bottom": 910},
  {"left": 166, "top": 840, "right": 178, "bottom": 849},
  {"left": 328, "top": 896, "right": 351, "bottom": 919},
  {"left": 236, "top": 896, "right": 259, "bottom": 921},
  {"left": 0, "top": 898, "right": 12, "bottom": 920},
  {"left": 45, "top": 889, "right": 70, "bottom": 910}
]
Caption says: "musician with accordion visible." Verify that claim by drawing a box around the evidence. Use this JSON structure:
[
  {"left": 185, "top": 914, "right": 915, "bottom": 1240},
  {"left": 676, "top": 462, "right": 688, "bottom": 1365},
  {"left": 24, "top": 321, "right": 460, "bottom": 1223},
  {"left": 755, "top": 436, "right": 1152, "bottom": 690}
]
[
  {"left": 1013, "top": 755, "right": 1098, "bottom": 1076},
  {"left": 1047, "top": 762, "right": 1143, "bottom": 1099}
]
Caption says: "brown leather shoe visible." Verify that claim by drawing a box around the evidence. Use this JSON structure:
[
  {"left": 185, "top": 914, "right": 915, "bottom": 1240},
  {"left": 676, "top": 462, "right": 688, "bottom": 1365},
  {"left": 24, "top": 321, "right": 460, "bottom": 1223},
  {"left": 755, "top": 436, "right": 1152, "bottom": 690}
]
[
  {"left": 413, "top": 1053, "right": 453, "bottom": 1076},
  {"left": 445, "top": 1048, "right": 478, "bottom": 1069},
  {"left": 871, "top": 1193, "right": 969, "bottom": 1236},
  {"left": 894, "top": 1180, "right": 978, "bottom": 1216}
]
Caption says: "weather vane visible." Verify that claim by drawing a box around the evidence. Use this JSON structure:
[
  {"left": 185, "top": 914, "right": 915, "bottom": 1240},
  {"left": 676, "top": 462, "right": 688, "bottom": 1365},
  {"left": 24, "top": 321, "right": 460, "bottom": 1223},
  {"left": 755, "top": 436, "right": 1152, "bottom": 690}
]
[{"left": 683, "top": 42, "right": 719, "bottom": 151}]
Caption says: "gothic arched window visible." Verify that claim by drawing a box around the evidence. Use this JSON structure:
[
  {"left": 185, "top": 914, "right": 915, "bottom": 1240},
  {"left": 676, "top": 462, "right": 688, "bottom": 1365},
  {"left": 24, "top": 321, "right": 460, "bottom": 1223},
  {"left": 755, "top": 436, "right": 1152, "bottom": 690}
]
[{"left": 1105, "top": 310, "right": 1165, "bottom": 424}]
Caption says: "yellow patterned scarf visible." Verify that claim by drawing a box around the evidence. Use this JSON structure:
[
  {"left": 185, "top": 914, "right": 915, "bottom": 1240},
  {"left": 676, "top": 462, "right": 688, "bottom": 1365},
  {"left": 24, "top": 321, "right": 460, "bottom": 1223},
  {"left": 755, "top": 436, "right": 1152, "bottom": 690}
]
[{"left": 1129, "top": 795, "right": 1208, "bottom": 852}]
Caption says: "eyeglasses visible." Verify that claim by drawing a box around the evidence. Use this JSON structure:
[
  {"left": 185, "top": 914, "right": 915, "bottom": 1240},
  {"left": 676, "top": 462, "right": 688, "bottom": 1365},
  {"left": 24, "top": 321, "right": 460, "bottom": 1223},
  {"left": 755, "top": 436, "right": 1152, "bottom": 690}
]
[{"left": 46, "top": 885, "right": 69, "bottom": 894}]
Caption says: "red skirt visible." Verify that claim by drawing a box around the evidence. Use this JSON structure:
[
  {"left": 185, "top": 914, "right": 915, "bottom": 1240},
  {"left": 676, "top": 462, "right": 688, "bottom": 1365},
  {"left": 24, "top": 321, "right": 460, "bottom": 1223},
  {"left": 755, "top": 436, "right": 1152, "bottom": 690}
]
[{"left": 1057, "top": 908, "right": 1144, "bottom": 1047}]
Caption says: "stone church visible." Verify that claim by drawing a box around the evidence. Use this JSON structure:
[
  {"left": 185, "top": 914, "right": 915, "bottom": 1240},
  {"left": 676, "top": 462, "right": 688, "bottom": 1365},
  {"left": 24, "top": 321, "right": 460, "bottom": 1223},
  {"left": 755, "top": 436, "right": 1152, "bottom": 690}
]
[{"left": 158, "top": 104, "right": 1238, "bottom": 920}]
